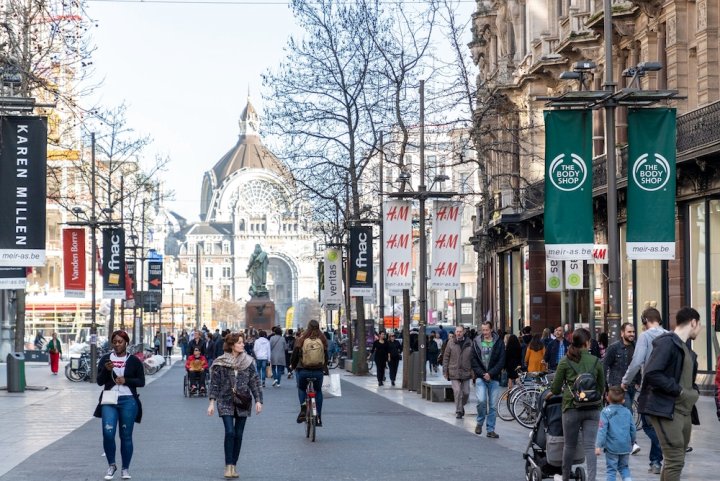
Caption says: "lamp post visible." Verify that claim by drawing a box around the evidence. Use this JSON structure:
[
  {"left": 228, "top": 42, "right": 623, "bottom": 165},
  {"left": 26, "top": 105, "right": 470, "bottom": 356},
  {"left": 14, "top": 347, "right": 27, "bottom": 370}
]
[
  {"left": 195, "top": 241, "right": 203, "bottom": 330},
  {"left": 389, "top": 80, "right": 458, "bottom": 389}
]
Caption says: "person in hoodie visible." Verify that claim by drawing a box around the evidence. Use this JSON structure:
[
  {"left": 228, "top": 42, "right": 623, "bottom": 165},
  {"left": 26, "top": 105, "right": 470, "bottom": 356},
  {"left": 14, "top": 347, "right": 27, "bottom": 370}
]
[
  {"left": 252, "top": 330, "right": 271, "bottom": 388},
  {"left": 595, "top": 386, "right": 637, "bottom": 481},
  {"left": 470, "top": 321, "right": 506, "bottom": 438},
  {"left": 621, "top": 307, "right": 667, "bottom": 475}
]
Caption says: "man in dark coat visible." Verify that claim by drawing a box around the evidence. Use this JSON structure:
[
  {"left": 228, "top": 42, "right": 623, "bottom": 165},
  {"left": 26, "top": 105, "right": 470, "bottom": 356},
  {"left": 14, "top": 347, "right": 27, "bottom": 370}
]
[
  {"left": 638, "top": 307, "right": 702, "bottom": 481},
  {"left": 544, "top": 325, "right": 569, "bottom": 371}
]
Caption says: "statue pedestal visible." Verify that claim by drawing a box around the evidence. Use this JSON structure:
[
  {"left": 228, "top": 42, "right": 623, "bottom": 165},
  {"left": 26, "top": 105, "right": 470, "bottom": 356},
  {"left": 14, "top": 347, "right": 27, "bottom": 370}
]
[{"left": 245, "top": 297, "right": 275, "bottom": 332}]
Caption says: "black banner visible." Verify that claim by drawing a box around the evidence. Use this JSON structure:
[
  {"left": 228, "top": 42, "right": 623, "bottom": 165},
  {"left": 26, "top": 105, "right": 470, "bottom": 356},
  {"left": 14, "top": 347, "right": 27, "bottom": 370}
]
[
  {"left": 102, "top": 227, "right": 126, "bottom": 299},
  {"left": 349, "top": 226, "right": 373, "bottom": 296},
  {"left": 148, "top": 260, "right": 163, "bottom": 292},
  {"left": 0, "top": 266, "right": 26, "bottom": 289},
  {"left": 136, "top": 291, "right": 160, "bottom": 313},
  {"left": 0, "top": 116, "right": 47, "bottom": 266}
]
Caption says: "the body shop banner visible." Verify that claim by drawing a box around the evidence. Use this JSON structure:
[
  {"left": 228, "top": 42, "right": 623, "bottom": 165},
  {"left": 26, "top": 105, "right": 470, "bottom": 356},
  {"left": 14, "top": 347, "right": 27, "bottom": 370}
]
[
  {"left": 0, "top": 267, "right": 26, "bottom": 289},
  {"left": 323, "top": 247, "right": 343, "bottom": 308},
  {"left": 63, "top": 228, "right": 86, "bottom": 298},
  {"left": 544, "top": 110, "right": 593, "bottom": 260},
  {"left": 102, "top": 227, "right": 126, "bottom": 299},
  {"left": 349, "top": 226, "right": 373, "bottom": 296},
  {"left": 627, "top": 108, "right": 676, "bottom": 259},
  {"left": 383, "top": 200, "right": 412, "bottom": 290},
  {"left": 430, "top": 201, "right": 462, "bottom": 290},
  {"left": 0, "top": 116, "right": 47, "bottom": 266}
]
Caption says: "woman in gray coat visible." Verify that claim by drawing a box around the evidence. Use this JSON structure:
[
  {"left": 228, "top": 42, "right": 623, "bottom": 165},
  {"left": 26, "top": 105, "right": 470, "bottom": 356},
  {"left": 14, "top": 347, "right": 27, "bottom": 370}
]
[
  {"left": 269, "top": 327, "right": 287, "bottom": 387},
  {"left": 208, "top": 332, "right": 263, "bottom": 479}
]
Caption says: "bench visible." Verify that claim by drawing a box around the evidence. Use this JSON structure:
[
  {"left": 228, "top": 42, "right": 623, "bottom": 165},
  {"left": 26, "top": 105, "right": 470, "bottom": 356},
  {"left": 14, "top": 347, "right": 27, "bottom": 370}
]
[{"left": 421, "top": 381, "right": 454, "bottom": 402}]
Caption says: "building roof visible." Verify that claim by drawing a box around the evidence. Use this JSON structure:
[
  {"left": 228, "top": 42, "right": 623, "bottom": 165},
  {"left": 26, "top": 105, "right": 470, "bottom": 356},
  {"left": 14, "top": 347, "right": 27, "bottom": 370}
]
[
  {"left": 188, "top": 222, "right": 233, "bottom": 237},
  {"left": 209, "top": 98, "right": 288, "bottom": 183}
]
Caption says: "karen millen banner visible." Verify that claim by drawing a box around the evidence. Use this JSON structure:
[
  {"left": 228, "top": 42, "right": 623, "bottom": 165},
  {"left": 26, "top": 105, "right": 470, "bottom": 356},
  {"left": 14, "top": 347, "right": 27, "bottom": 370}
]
[
  {"left": 383, "top": 200, "right": 412, "bottom": 290},
  {"left": 349, "top": 226, "right": 374, "bottom": 297},
  {"left": 0, "top": 267, "right": 27, "bottom": 289},
  {"left": 627, "top": 108, "right": 676, "bottom": 260},
  {"left": 102, "top": 227, "right": 126, "bottom": 299},
  {"left": 63, "top": 228, "right": 86, "bottom": 298},
  {"left": 544, "top": 110, "right": 593, "bottom": 261},
  {"left": 323, "top": 247, "right": 343, "bottom": 308},
  {"left": 0, "top": 116, "right": 47, "bottom": 266},
  {"left": 430, "top": 201, "right": 462, "bottom": 290}
]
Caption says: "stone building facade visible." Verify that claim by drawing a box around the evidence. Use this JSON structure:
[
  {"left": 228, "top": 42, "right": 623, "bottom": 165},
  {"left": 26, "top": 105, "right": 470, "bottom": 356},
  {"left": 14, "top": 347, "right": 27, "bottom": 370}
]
[{"left": 468, "top": 0, "right": 720, "bottom": 376}]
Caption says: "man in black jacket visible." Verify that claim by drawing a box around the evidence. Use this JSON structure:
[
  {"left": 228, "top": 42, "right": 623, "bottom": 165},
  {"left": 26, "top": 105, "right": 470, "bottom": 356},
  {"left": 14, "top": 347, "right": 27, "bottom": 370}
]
[
  {"left": 470, "top": 321, "right": 506, "bottom": 438},
  {"left": 187, "top": 330, "right": 205, "bottom": 356},
  {"left": 603, "top": 322, "right": 639, "bottom": 408},
  {"left": 638, "top": 307, "right": 702, "bottom": 481}
]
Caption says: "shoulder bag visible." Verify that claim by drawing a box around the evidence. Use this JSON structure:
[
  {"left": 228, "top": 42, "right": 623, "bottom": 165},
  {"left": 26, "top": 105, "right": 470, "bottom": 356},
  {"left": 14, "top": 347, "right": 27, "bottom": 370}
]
[{"left": 232, "top": 369, "right": 252, "bottom": 410}]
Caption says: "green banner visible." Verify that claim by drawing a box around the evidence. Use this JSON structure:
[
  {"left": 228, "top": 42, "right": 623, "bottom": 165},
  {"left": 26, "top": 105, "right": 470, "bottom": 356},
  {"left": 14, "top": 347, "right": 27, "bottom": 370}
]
[
  {"left": 627, "top": 108, "right": 676, "bottom": 260},
  {"left": 544, "top": 110, "right": 594, "bottom": 260}
]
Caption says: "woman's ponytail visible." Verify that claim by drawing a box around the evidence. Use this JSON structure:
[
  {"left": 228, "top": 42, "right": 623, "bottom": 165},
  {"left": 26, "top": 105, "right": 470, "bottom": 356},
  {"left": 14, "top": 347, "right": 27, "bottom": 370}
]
[{"left": 566, "top": 327, "right": 590, "bottom": 363}]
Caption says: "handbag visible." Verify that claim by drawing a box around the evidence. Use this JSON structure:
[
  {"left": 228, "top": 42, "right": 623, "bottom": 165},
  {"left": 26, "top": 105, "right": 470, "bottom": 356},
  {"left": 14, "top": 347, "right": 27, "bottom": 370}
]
[
  {"left": 265, "top": 364, "right": 273, "bottom": 379},
  {"left": 232, "top": 370, "right": 252, "bottom": 410},
  {"left": 101, "top": 388, "right": 119, "bottom": 405}
]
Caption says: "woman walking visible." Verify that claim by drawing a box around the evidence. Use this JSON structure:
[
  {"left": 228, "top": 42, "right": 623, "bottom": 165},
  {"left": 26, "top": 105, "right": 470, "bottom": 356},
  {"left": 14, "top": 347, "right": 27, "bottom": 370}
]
[
  {"left": 549, "top": 328, "right": 605, "bottom": 481},
  {"left": 372, "top": 331, "right": 390, "bottom": 386},
  {"left": 387, "top": 332, "right": 402, "bottom": 386},
  {"left": 504, "top": 334, "right": 522, "bottom": 388},
  {"left": 46, "top": 332, "right": 62, "bottom": 375},
  {"left": 269, "top": 327, "right": 287, "bottom": 387},
  {"left": 208, "top": 332, "right": 263, "bottom": 479},
  {"left": 95, "top": 330, "right": 145, "bottom": 480},
  {"left": 524, "top": 334, "right": 546, "bottom": 373}
]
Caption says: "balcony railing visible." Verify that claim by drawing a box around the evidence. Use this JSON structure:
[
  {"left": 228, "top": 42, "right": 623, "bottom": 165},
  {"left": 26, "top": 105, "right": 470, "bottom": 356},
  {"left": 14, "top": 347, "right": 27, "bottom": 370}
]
[{"left": 677, "top": 100, "right": 720, "bottom": 155}]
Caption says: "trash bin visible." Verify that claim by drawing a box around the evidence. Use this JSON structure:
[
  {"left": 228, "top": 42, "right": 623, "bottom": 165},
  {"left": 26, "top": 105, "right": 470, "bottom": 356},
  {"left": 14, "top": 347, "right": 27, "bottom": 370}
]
[{"left": 6, "top": 352, "right": 26, "bottom": 393}]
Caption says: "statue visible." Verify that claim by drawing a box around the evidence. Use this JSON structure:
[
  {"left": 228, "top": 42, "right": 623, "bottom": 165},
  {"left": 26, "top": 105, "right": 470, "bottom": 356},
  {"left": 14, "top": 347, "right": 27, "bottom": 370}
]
[
  {"left": 495, "top": 0, "right": 509, "bottom": 59},
  {"left": 246, "top": 244, "right": 269, "bottom": 297}
]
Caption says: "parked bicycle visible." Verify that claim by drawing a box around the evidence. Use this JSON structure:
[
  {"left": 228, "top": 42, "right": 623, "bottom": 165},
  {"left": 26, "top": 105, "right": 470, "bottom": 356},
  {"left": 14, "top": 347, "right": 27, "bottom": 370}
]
[{"left": 65, "top": 352, "right": 91, "bottom": 382}]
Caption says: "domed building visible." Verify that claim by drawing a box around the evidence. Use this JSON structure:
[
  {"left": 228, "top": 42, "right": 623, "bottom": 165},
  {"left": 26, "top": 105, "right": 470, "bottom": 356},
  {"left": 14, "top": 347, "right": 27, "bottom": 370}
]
[{"left": 178, "top": 99, "right": 317, "bottom": 327}]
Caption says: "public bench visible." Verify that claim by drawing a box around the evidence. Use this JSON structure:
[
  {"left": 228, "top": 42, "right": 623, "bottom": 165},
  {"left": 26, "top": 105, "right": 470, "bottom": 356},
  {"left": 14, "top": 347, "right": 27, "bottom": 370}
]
[{"left": 421, "top": 380, "right": 454, "bottom": 402}]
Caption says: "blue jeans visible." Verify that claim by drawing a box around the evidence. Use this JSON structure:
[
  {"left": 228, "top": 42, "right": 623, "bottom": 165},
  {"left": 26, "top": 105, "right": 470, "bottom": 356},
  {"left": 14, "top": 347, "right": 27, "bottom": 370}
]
[
  {"left": 605, "top": 452, "right": 631, "bottom": 481},
  {"left": 296, "top": 369, "right": 324, "bottom": 416},
  {"left": 475, "top": 379, "right": 500, "bottom": 432},
  {"left": 221, "top": 415, "right": 247, "bottom": 465},
  {"left": 623, "top": 386, "right": 636, "bottom": 411},
  {"left": 272, "top": 365, "right": 285, "bottom": 384},
  {"left": 101, "top": 395, "right": 138, "bottom": 469},
  {"left": 256, "top": 359, "right": 268, "bottom": 383},
  {"left": 641, "top": 413, "right": 663, "bottom": 465}
]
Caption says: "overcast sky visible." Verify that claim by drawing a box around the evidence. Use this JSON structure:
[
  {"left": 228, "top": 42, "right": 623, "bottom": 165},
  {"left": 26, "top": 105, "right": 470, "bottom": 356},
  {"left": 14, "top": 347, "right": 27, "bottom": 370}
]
[{"left": 86, "top": 0, "right": 473, "bottom": 221}]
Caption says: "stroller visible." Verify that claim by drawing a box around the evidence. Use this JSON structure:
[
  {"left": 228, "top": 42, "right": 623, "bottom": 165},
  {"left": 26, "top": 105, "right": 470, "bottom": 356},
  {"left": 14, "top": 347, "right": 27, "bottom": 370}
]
[{"left": 524, "top": 389, "right": 586, "bottom": 481}]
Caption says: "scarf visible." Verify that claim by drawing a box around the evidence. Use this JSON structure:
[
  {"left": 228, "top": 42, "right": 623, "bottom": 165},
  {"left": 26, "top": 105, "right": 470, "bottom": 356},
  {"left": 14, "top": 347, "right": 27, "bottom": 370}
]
[{"left": 211, "top": 352, "right": 254, "bottom": 372}]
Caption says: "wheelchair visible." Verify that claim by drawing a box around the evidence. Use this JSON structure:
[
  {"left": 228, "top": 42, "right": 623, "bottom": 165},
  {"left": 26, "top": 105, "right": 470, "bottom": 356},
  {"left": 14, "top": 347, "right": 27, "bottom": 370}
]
[{"left": 184, "top": 369, "right": 208, "bottom": 397}]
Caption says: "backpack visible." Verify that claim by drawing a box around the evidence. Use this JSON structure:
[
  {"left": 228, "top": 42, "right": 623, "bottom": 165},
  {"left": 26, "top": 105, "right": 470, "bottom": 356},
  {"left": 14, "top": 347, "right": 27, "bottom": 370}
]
[
  {"left": 567, "top": 357, "right": 602, "bottom": 409},
  {"left": 301, "top": 337, "right": 325, "bottom": 368}
]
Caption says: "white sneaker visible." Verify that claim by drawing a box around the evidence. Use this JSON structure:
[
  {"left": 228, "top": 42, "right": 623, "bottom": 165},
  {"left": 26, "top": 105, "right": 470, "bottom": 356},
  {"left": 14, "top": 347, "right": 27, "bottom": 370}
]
[
  {"left": 553, "top": 475, "right": 563, "bottom": 481},
  {"left": 272, "top": 379, "right": 278, "bottom": 386},
  {"left": 632, "top": 443, "right": 641, "bottom": 455},
  {"left": 104, "top": 465, "right": 117, "bottom": 480},
  {"left": 121, "top": 468, "right": 131, "bottom": 479}
]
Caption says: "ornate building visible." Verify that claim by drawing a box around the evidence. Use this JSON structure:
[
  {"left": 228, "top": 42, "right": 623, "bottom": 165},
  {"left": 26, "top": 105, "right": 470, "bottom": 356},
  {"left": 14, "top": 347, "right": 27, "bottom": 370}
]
[
  {"left": 177, "top": 100, "right": 318, "bottom": 327},
  {"left": 468, "top": 0, "right": 720, "bottom": 379}
]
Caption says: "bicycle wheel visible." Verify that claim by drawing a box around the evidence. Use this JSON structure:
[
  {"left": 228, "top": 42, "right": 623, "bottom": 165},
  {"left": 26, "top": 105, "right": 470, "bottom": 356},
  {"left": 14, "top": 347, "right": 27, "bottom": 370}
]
[
  {"left": 496, "top": 388, "right": 515, "bottom": 422},
  {"left": 366, "top": 354, "right": 374, "bottom": 370},
  {"left": 305, "top": 400, "right": 312, "bottom": 438},
  {"left": 310, "top": 416, "right": 316, "bottom": 442},
  {"left": 328, "top": 353, "right": 339, "bottom": 370},
  {"left": 511, "top": 387, "right": 542, "bottom": 429},
  {"left": 64, "top": 364, "right": 83, "bottom": 382}
]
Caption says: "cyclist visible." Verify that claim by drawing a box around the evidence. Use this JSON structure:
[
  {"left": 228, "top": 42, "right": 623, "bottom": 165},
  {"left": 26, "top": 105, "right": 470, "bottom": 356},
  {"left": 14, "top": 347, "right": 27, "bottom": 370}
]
[{"left": 290, "top": 319, "right": 329, "bottom": 427}]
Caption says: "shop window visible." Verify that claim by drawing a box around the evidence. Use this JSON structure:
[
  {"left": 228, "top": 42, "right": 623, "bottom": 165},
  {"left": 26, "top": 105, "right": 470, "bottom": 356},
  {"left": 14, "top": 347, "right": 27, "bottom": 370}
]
[
  {"left": 689, "top": 201, "right": 709, "bottom": 370},
  {"left": 708, "top": 199, "right": 720, "bottom": 371}
]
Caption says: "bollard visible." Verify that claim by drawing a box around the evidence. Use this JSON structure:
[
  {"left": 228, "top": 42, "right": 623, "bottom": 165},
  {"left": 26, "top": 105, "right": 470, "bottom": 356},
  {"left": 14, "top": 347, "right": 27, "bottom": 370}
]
[{"left": 6, "top": 352, "right": 26, "bottom": 393}]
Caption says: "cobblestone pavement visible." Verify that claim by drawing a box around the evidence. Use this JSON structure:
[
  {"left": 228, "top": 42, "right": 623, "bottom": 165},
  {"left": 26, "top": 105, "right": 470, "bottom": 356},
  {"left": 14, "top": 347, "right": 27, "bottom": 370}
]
[
  {"left": 1, "top": 358, "right": 717, "bottom": 480},
  {"left": 0, "top": 358, "right": 176, "bottom": 477},
  {"left": 1, "top": 360, "right": 524, "bottom": 481},
  {"left": 344, "top": 361, "right": 720, "bottom": 481}
]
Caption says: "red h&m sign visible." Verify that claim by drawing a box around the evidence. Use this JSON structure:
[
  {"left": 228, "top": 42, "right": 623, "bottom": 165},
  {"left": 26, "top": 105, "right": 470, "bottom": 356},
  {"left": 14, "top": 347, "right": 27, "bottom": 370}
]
[
  {"left": 383, "top": 200, "right": 412, "bottom": 290},
  {"left": 63, "top": 228, "right": 86, "bottom": 298},
  {"left": 590, "top": 244, "right": 609, "bottom": 264},
  {"left": 430, "top": 201, "right": 463, "bottom": 290}
]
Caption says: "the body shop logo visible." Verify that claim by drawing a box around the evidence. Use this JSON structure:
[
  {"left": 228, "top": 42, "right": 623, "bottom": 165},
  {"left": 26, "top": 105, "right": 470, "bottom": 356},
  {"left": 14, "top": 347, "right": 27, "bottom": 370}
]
[
  {"left": 632, "top": 153, "right": 671, "bottom": 192},
  {"left": 549, "top": 153, "right": 587, "bottom": 192}
]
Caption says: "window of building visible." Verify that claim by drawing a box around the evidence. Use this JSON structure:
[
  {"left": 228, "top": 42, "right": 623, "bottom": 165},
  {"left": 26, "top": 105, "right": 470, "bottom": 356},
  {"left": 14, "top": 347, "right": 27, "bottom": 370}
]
[
  {"left": 222, "top": 266, "right": 231, "bottom": 278},
  {"left": 204, "top": 266, "right": 213, "bottom": 279},
  {"left": 708, "top": 199, "right": 720, "bottom": 372},
  {"left": 222, "top": 242, "right": 230, "bottom": 255},
  {"left": 222, "top": 285, "right": 231, "bottom": 300}
]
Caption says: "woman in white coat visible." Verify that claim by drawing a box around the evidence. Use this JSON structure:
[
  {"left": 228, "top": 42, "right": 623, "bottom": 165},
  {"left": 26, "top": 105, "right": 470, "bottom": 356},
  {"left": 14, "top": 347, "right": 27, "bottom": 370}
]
[{"left": 252, "top": 330, "right": 271, "bottom": 387}]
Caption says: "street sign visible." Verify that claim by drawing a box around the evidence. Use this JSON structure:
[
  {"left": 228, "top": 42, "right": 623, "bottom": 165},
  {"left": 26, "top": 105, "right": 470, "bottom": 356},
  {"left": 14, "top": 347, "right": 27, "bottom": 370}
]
[
  {"left": 137, "top": 291, "right": 161, "bottom": 313},
  {"left": 148, "top": 260, "right": 163, "bottom": 292}
]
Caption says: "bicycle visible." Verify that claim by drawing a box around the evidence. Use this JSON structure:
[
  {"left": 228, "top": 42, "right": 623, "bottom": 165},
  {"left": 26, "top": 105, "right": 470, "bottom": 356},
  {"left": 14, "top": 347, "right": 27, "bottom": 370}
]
[
  {"left": 304, "top": 377, "right": 319, "bottom": 442},
  {"left": 510, "top": 371, "right": 551, "bottom": 429}
]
